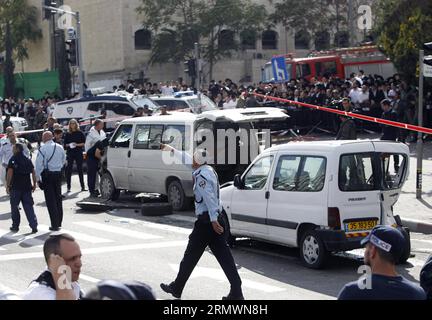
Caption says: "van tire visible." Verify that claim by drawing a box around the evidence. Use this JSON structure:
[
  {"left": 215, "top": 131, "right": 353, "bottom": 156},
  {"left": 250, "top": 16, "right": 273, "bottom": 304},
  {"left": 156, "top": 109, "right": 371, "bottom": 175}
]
[
  {"left": 141, "top": 203, "right": 173, "bottom": 216},
  {"left": 167, "top": 180, "right": 188, "bottom": 211},
  {"left": 299, "top": 230, "right": 328, "bottom": 269},
  {"left": 100, "top": 173, "right": 120, "bottom": 201},
  {"left": 397, "top": 227, "right": 411, "bottom": 264}
]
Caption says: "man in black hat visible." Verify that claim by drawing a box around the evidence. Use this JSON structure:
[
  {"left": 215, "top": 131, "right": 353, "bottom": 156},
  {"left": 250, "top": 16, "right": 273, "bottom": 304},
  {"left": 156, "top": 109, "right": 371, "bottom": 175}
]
[
  {"left": 338, "top": 225, "right": 426, "bottom": 300},
  {"left": 336, "top": 98, "right": 357, "bottom": 140}
]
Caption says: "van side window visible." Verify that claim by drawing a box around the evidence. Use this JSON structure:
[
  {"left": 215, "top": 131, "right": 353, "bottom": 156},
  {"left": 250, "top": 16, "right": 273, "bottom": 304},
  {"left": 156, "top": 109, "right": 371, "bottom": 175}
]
[
  {"left": 113, "top": 103, "right": 135, "bottom": 116},
  {"left": 133, "top": 125, "right": 163, "bottom": 150},
  {"left": 381, "top": 153, "right": 406, "bottom": 190},
  {"left": 273, "top": 156, "right": 326, "bottom": 192},
  {"left": 163, "top": 125, "right": 188, "bottom": 151},
  {"left": 243, "top": 156, "right": 274, "bottom": 190},
  {"left": 111, "top": 124, "right": 133, "bottom": 148},
  {"left": 88, "top": 103, "right": 102, "bottom": 112},
  {"left": 339, "top": 153, "right": 376, "bottom": 191}
]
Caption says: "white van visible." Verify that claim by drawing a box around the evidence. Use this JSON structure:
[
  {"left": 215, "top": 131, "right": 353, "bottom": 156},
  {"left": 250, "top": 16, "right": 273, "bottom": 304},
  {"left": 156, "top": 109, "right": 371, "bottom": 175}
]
[
  {"left": 52, "top": 94, "right": 159, "bottom": 129},
  {"left": 100, "top": 108, "right": 288, "bottom": 210},
  {"left": 220, "top": 140, "right": 411, "bottom": 269}
]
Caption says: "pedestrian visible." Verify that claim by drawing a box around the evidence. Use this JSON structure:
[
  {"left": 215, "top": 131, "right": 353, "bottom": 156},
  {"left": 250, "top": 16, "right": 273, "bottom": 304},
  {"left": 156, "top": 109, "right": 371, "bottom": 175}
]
[
  {"left": 336, "top": 98, "right": 357, "bottom": 140},
  {"left": 22, "top": 234, "right": 83, "bottom": 300},
  {"left": 338, "top": 225, "right": 426, "bottom": 300},
  {"left": 160, "top": 146, "right": 243, "bottom": 300},
  {"left": 43, "top": 116, "right": 57, "bottom": 134},
  {"left": 420, "top": 255, "right": 432, "bottom": 300},
  {"left": 35, "top": 131, "right": 66, "bottom": 231},
  {"left": 380, "top": 99, "right": 398, "bottom": 141},
  {"left": 0, "top": 128, "right": 31, "bottom": 182},
  {"left": 6, "top": 143, "right": 38, "bottom": 234},
  {"left": 64, "top": 119, "right": 86, "bottom": 192},
  {"left": 2, "top": 113, "right": 12, "bottom": 133},
  {"left": 84, "top": 119, "right": 106, "bottom": 197},
  {"left": 133, "top": 107, "right": 144, "bottom": 118}
]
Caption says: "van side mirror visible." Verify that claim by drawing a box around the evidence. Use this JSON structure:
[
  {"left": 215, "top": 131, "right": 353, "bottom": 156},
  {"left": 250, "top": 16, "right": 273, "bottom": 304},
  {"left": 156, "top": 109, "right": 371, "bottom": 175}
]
[{"left": 233, "top": 174, "right": 243, "bottom": 189}]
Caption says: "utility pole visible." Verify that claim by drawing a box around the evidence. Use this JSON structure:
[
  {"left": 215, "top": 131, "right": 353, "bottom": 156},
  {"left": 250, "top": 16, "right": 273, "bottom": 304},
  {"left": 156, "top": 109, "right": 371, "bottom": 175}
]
[
  {"left": 347, "top": 0, "right": 354, "bottom": 47},
  {"left": 417, "top": 49, "right": 424, "bottom": 199},
  {"left": 42, "top": 4, "right": 85, "bottom": 97},
  {"left": 194, "top": 42, "right": 200, "bottom": 92}
]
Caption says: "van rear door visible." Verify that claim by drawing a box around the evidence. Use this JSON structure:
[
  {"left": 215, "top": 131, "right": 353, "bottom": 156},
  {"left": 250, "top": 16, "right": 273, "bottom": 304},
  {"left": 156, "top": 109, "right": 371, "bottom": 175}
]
[
  {"left": 372, "top": 141, "right": 410, "bottom": 226},
  {"left": 329, "top": 142, "right": 381, "bottom": 237}
]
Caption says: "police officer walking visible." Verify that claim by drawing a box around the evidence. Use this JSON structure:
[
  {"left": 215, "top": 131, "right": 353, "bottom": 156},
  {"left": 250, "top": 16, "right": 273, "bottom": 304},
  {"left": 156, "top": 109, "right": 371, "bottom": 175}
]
[
  {"left": 35, "top": 131, "right": 66, "bottom": 231},
  {"left": 6, "top": 143, "right": 38, "bottom": 233},
  {"left": 160, "top": 145, "right": 243, "bottom": 300},
  {"left": 0, "top": 128, "right": 31, "bottom": 183}
]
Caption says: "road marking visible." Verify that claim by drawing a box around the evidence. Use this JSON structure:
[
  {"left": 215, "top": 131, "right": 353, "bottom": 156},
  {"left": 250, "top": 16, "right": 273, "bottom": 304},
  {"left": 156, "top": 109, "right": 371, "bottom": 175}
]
[
  {"left": 408, "top": 258, "right": 427, "bottom": 267},
  {"left": 38, "top": 225, "right": 114, "bottom": 244},
  {"left": 0, "top": 240, "right": 187, "bottom": 261},
  {"left": 0, "top": 229, "right": 45, "bottom": 248},
  {"left": 411, "top": 238, "right": 432, "bottom": 245},
  {"left": 74, "top": 221, "right": 162, "bottom": 240},
  {"left": 80, "top": 274, "right": 101, "bottom": 283},
  {"left": 414, "top": 248, "right": 432, "bottom": 253},
  {"left": 169, "top": 264, "right": 286, "bottom": 294},
  {"left": 114, "top": 218, "right": 192, "bottom": 235}
]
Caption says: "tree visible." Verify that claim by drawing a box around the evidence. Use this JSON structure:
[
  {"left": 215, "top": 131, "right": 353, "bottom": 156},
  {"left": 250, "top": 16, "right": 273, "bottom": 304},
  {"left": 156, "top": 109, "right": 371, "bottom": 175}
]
[
  {"left": 137, "top": 0, "right": 267, "bottom": 83},
  {"left": 0, "top": 0, "right": 42, "bottom": 97},
  {"left": 372, "top": 0, "right": 432, "bottom": 85}
]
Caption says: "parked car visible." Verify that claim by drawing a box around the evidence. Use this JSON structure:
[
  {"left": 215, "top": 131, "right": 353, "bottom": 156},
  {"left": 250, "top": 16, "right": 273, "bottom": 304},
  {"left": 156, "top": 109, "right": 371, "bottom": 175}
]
[
  {"left": 220, "top": 140, "right": 411, "bottom": 269},
  {"left": 151, "top": 91, "right": 217, "bottom": 114},
  {"left": 100, "top": 108, "right": 288, "bottom": 210},
  {"left": 0, "top": 116, "right": 28, "bottom": 134}
]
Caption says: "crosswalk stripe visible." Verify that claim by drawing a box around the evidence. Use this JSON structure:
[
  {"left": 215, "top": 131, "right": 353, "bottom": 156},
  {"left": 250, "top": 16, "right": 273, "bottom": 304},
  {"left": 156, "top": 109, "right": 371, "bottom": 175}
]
[
  {"left": 114, "top": 218, "right": 192, "bottom": 235},
  {"left": 38, "top": 225, "right": 114, "bottom": 244},
  {"left": 0, "top": 240, "right": 188, "bottom": 261},
  {"left": 74, "top": 221, "right": 162, "bottom": 240},
  {"left": 0, "top": 228, "right": 45, "bottom": 248}
]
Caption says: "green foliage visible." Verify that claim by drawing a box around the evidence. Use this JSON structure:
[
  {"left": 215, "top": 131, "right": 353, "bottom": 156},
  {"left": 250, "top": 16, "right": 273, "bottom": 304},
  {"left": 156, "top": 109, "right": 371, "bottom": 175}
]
[
  {"left": 137, "top": 0, "right": 267, "bottom": 79},
  {"left": 373, "top": 0, "right": 432, "bottom": 84}
]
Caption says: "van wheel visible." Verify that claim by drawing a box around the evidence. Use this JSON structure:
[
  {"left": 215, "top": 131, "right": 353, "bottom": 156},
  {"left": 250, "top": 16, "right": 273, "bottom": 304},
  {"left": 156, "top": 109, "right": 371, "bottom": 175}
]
[
  {"left": 167, "top": 180, "right": 187, "bottom": 211},
  {"left": 100, "top": 173, "right": 120, "bottom": 201},
  {"left": 397, "top": 227, "right": 411, "bottom": 264},
  {"left": 299, "top": 230, "right": 328, "bottom": 269}
]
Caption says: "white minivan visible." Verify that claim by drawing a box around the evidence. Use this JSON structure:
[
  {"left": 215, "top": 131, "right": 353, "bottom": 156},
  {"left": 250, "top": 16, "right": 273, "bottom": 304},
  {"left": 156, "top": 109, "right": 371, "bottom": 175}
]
[
  {"left": 220, "top": 140, "right": 411, "bottom": 269},
  {"left": 100, "top": 108, "right": 288, "bottom": 210}
]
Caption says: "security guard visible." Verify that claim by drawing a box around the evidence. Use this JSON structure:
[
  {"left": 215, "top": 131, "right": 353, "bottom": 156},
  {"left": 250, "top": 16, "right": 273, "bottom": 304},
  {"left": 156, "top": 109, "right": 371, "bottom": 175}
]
[
  {"left": 6, "top": 143, "right": 38, "bottom": 233},
  {"left": 35, "top": 131, "right": 66, "bottom": 231},
  {"left": 160, "top": 145, "right": 243, "bottom": 300},
  {"left": 0, "top": 128, "right": 31, "bottom": 175}
]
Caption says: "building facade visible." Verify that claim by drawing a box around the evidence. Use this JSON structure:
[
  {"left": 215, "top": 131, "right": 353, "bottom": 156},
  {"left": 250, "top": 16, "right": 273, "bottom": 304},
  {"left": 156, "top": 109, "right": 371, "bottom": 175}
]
[{"left": 22, "top": 0, "right": 372, "bottom": 89}]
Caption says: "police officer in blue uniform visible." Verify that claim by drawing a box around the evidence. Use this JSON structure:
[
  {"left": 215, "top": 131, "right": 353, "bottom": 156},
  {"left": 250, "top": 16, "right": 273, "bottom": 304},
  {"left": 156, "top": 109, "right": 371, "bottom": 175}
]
[
  {"left": 6, "top": 143, "right": 38, "bottom": 233},
  {"left": 160, "top": 145, "right": 243, "bottom": 300},
  {"left": 35, "top": 131, "right": 66, "bottom": 231}
]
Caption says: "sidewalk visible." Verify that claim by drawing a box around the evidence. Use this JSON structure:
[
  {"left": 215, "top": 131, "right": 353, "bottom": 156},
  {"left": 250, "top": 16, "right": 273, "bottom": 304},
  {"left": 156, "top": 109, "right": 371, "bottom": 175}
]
[{"left": 395, "top": 141, "right": 432, "bottom": 234}]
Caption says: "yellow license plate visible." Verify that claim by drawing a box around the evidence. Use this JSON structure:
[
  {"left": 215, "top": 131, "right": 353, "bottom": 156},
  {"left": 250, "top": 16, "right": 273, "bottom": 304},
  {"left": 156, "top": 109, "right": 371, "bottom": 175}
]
[{"left": 345, "top": 220, "right": 377, "bottom": 232}]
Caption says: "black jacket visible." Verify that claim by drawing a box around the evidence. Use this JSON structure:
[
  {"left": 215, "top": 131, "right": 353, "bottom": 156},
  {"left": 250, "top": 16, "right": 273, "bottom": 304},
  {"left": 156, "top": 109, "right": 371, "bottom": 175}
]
[{"left": 336, "top": 118, "right": 357, "bottom": 140}]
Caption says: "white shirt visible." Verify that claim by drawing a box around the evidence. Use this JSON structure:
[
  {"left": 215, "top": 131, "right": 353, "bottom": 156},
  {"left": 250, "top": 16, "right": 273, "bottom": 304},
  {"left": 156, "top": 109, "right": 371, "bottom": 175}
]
[
  {"left": 223, "top": 99, "right": 237, "bottom": 109},
  {"left": 349, "top": 88, "right": 362, "bottom": 104},
  {"left": 85, "top": 127, "right": 106, "bottom": 152},
  {"left": 161, "top": 86, "right": 174, "bottom": 96},
  {"left": 358, "top": 91, "right": 370, "bottom": 104},
  {"left": 22, "top": 281, "right": 81, "bottom": 300}
]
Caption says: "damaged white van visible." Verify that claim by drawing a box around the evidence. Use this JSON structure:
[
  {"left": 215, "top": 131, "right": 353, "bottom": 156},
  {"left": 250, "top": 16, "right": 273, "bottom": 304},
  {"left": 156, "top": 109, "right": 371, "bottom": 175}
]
[{"left": 220, "top": 140, "right": 411, "bottom": 269}]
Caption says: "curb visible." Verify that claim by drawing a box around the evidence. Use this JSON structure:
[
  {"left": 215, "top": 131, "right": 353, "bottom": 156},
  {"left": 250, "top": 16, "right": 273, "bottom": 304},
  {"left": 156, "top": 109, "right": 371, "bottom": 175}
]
[{"left": 401, "top": 218, "right": 432, "bottom": 235}]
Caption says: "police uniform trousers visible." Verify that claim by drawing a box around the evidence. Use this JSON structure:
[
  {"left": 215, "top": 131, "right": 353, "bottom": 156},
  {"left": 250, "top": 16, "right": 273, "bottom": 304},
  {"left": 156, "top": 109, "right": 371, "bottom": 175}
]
[
  {"left": 86, "top": 156, "right": 99, "bottom": 193},
  {"left": 43, "top": 172, "right": 63, "bottom": 229},
  {"left": 66, "top": 152, "right": 85, "bottom": 189},
  {"left": 10, "top": 189, "right": 38, "bottom": 230},
  {"left": 173, "top": 213, "right": 242, "bottom": 296}
]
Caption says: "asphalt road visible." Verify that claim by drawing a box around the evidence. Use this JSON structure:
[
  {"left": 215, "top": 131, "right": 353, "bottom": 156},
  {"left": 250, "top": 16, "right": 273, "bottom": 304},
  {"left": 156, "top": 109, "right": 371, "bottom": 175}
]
[{"left": 0, "top": 177, "right": 430, "bottom": 300}]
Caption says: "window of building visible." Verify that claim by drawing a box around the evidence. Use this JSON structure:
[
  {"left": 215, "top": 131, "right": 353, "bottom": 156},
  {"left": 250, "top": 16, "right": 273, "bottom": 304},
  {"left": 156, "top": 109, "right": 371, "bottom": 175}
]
[
  {"left": 135, "top": 29, "right": 152, "bottom": 50},
  {"left": 262, "top": 30, "right": 278, "bottom": 50},
  {"left": 218, "top": 30, "right": 236, "bottom": 50},
  {"left": 240, "top": 30, "right": 256, "bottom": 50},
  {"left": 314, "top": 31, "right": 330, "bottom": 51},
  {"left": 295, "top": 30, "right": 310, "bottom": 49}
]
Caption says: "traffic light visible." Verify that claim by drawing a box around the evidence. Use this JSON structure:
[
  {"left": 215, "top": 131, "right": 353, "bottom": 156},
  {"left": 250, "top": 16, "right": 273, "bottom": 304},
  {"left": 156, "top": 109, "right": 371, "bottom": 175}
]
[
  {"left": 424, "top": 42, "right": 432, "bottom": 66},
  {"left": 184, "top": 59, "right": 196, "bottom": 77},
  {"left": 65, "top": 39, "right": 77, "bottom": 66},
  {"left": 43, "top": 0, "right": 57, "bottom": 20}
]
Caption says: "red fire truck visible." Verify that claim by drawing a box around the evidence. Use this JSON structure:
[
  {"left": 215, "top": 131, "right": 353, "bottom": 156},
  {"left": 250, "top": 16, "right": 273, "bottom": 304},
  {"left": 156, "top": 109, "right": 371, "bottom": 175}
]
[{"left": 262, "top": 45, "right": 397, "bottom": 83}]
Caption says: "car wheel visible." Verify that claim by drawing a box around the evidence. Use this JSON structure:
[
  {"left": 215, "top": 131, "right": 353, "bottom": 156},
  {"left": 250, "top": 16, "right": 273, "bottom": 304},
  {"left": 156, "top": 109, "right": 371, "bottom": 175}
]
[
  {"left": 100, "top": 173, "right": 120, "bottom": 201},
  {"left": 167, "top": 180, "right": 188, "bottom": 211},
  {"left": 141, "top": 203, "right": 173, "bottom": 216},
  {"left": 397, "top": 227, "right": 411, "bottom": 264},
  {"left": 299, "top": 229, "right": 328, "bottom": 269}
]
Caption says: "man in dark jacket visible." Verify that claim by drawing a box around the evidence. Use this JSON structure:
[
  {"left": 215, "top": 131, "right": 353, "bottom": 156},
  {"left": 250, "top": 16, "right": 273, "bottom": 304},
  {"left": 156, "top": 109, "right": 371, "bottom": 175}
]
[
  {"left": 336, "top": 98, "right": 357, "bottom": 140},
  {"left": 380, "top": 99, "right": 398, "bottom": 141}
]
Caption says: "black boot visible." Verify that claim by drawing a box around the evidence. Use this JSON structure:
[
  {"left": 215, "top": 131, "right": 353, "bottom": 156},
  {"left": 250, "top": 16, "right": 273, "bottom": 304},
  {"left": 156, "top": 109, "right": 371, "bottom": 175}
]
[{"left": 160, "top": 282, "right": 182, "bottom": 299}]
